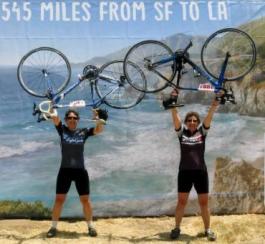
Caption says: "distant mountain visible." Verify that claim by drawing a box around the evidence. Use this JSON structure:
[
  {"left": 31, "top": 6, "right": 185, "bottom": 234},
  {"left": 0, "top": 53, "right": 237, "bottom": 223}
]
[
  {"left": 163, "top": 33, "right": 206, "bottom": 57},
  {"left": 71, "top": 32, "right": 207, "bottom": 68},
  {"left": 71, "top": 47, "right": 128, "bottom": 69},
  {"left": 70, "top": 20, "right": 265, "bottom": 117},
  {"left": 72, "top": 56, "right": 111, "bottom": 70}
]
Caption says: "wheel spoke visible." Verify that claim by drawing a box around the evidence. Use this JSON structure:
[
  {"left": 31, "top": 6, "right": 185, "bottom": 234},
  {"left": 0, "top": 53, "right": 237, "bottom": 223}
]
[
  {"left": 124, "top": 40, "right": 175, "bottom": 93},
  {"left": 18, "top": 47, "right": 71, "bottom": 97},
  {"left": 201, "top": 28, "right": 256, "bottom": 81},
  {"left": 97, "top": 60, "right": 145, "bottom": 109}
]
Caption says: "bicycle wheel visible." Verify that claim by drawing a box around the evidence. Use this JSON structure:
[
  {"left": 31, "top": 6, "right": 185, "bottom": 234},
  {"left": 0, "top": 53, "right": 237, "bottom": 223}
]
[
  {"left": 17, "top": 47, "right": 71, "bottom": 97},
  {"left": 201, "top": 28, "right": 256, "bottom": 81},
  {"left": 124, "top": 40, "right": 176, "bottom": 93},
  {"left": 96, "top": 60, "right": 146, "bottom": 109}
]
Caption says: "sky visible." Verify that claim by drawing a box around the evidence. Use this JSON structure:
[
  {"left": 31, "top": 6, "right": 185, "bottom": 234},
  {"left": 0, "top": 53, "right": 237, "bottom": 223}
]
[{"left": 0, "top": 0, "right": 264, "bottom": 65}]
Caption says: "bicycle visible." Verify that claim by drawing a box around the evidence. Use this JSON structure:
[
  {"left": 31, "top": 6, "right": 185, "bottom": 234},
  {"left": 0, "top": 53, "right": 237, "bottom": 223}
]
[
  {"left": 123, "top": 28, "right": 256, "bottom": 104},
  {"left": 17, "top": 47, "right": 146, "bottom": 121}
]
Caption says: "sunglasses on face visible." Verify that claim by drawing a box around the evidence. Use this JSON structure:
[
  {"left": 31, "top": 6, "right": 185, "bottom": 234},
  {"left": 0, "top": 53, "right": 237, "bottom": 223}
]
[
  {"left": 187, "top": 119, "right": 198, "bottom": 123},
  {"left": 66, "top": 116, "right": 79, "bottom": 121}
]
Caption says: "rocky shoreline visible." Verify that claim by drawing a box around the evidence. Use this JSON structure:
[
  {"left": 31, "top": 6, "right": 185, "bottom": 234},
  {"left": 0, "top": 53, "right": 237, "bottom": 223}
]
[
  {"left": 0, "top": 157, "right": 263, "bottom": 218},
  {"left": 211, "top": 156, "right": 264, "bottom": 214},
  {"left": 219, "top": 74, "right": 265, "bottom": 116}
]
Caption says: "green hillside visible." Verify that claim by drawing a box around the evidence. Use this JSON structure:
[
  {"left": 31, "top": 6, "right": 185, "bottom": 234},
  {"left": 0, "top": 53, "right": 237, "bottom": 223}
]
[
  {"left": 0, "top": 200, "right": 51, "bottom": 219},
  {"left": 241, "top": 18, "right": 265, "bottom": 87}
]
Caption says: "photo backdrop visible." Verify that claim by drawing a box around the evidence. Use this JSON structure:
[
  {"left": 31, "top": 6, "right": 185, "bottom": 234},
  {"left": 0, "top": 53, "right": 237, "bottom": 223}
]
[{"left": 0, "top": 0, "right": 264, "bottom": 217}]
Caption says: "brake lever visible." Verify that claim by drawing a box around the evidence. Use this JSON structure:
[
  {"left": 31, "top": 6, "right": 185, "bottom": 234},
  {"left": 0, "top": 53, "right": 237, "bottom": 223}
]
[
  {"left": 37, "top": 113, "right": 47, "bottom": 123},
  {"left": 32, "top": 103, "right": 50, "bottom": 122},
  {"left": 32, "top": 103, "right": 41, "bottom": 116}
]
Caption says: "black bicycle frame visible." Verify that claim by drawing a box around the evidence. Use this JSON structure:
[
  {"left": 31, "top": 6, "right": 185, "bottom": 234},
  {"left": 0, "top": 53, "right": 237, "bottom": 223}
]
[{"left": 150, "top": 42, "right": 230, "bottom": 93}]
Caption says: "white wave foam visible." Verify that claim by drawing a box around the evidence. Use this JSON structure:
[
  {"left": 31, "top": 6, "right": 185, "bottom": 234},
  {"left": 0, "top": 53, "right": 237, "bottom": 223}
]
[
  {"left": 22, "top": 125, "right": 35, "bottom": 130},
  {"left": 232, "top": 132, "right": 265, "bottom": 161},
  {"left": 63, "top": 193, "right": 200, "bottom": 217},
  {"left": 86, "top": 106, "right": 264, "bottom": 180},
  {"left": 86, "top": 110, "right": 181, "bottom": 179},
  {"left": 0, "top": 141, "right": 54, "bottom": 159},
  {"left": 208, "top": 114, "right": 265, "bottom": 161},
  {"left": 206, "top": 114, "right": 246, "bottom": 153}
]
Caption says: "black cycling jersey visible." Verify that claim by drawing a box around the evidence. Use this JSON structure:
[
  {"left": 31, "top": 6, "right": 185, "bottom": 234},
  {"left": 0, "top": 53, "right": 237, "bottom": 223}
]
[
  {"left": 176, "top": 123, "right": 209, "bottom": 171},
  {"left": 55, "top": 122, "right": 94, "bottom": 168}
]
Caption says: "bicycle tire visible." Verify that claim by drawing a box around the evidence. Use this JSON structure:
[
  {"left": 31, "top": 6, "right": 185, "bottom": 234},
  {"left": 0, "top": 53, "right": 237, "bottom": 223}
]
[
  {"left": 96, "top": 60, "right": 146, "bottom": 109},
  {"left": 124, "top": 40, "right": 176, "bottom": 93},
  {"left": 17, "top": 47, "right": 71, "bottom": 98},
  {"left": 201, "top": 28, "right": 256, "bottom": 81}
]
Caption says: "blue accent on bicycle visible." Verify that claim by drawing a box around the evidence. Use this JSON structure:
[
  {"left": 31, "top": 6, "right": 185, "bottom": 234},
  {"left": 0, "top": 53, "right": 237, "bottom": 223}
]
[
  {"left": 123, "top": 28, "right": 256, "bottom": 104},
  {"left": 17, "top": 47, "right": 146, "bottom": 122}
]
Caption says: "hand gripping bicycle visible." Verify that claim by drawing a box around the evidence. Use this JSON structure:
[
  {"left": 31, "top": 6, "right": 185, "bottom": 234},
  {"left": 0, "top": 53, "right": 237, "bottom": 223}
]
[
  {"left": 123, "top": 28, "right": 256, "bottom": 105},
  {"left": 17, "top": 47, "right": 146, "bottom": 122}
]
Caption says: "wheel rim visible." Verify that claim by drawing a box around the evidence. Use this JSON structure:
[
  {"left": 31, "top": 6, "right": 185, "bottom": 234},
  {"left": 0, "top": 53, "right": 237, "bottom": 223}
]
[
  {"left": 124, "top": 41, "right": 175, "bottom": 93},
  {"left": 97, "top": 61, "right": 145, "bottom": 109},
  {"left": 18, "top": 47, "right": 71, "bottom": 97},
  {"left": 201, "top": 29, "right": 256, "bottom": 81}
]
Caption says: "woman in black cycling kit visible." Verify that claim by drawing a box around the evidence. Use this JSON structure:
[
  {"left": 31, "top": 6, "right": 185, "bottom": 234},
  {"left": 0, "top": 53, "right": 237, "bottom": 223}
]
[
  {"left": 168, "top": 90, "right": 219, "bottom": 241},
  {"left": 46, "top": 108, "right": 107, "bottom": 238}
]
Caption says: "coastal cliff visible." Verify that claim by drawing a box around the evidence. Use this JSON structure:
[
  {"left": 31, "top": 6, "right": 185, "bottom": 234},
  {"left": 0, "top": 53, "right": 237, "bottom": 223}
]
[
  {"left": 218, "top": 73, "right": 265, "bottom": 116},
  {"left": 211, "top": 157, "right": 264, "bottom": 214}
]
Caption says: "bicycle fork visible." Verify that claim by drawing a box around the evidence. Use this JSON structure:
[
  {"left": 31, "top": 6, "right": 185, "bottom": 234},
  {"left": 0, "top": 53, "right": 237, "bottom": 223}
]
[
  {"left": 89, "top": 81, "right": 100, "bottom": 109},
  {"left": 213, "top": 52, "right": 236, "bottom": 104}
]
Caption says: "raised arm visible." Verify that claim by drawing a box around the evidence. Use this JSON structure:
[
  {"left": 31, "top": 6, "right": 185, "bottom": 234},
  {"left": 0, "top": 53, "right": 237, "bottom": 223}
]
[
  {"left": 171, "top": 108, "right": 182, "bottom": 130},
  {"left": 93, "top": 121, "right": 104, "bottom": 135},
  {"left": 168, "top": 89, "right": 182, "bottom": 130},
  {"left": 203, "top": 97, "right": 220, "bottom": 128},
  {"left": 51, "top": 114, "right": 61, "bottom": 126},
  {"left": 49, "top": 108, "right": 61, "bottom": 126},
  {"left": 92, "top": 108, "right": 108, "bottom": 135}
]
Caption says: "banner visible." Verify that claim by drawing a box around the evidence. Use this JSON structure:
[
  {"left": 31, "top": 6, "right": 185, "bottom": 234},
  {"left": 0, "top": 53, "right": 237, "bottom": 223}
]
[{"left": 0, "top": 0, "right": 264, "bottom": 217}]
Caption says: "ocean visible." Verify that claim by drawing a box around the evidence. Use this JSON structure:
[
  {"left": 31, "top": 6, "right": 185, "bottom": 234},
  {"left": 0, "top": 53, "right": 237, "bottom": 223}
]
[{"left": 0, "top": 67, "right": 264, "bottom": 217}]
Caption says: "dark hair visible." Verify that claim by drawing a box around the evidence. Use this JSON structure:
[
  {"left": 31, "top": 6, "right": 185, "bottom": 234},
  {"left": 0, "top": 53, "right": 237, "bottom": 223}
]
[
  {"left": 64, "top": 109, "right": 80, "bottom": 120},
  {"left": 184, "top": 111, "right": 200, "bottom": 124}
]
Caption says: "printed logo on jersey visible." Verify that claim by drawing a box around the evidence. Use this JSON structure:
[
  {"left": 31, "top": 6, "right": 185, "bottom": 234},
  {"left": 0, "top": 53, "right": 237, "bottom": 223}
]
[
  {"left": 181, "top": 133, "right": 203, "bottom": 145},
  {"left": 62, "top": 133, "right": 84, "bottom": 144}
]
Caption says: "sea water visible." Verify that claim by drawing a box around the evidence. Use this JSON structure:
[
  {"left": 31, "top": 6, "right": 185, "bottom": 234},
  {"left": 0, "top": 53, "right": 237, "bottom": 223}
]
[{"left": 0, "top": 67, "right": 264, "bottom": 216}]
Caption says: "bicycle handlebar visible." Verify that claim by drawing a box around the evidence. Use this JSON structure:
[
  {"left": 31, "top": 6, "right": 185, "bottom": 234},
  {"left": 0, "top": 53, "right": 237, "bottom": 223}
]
[{"left": 39, "top": 100, "right": 58, "bottom": 120}]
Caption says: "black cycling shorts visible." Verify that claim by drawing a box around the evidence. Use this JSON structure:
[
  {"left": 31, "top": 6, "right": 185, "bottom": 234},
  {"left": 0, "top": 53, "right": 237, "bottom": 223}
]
[
  {"left": 56, "top": 168, "right": 90, "bottom": 195},
  {"left": 178, "top": 170, "right": 209, "bottom": 194}
]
